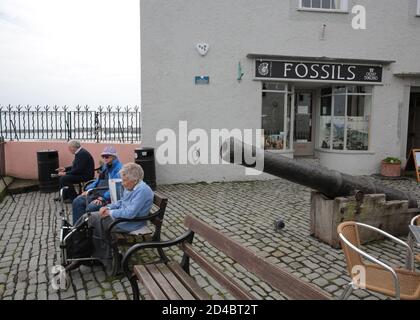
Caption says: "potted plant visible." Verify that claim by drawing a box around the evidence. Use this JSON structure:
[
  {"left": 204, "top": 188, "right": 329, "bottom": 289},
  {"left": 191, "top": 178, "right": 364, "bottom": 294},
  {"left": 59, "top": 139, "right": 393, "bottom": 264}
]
[{"left": 380, "top": 157, "right": 402, "bottom": 177}]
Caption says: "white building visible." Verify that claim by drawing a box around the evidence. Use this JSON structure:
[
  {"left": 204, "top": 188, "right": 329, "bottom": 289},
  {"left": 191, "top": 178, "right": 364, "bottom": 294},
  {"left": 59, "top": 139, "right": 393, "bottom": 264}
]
[{"left": 140, "top": 0, "right": 420, "bottom": 184}]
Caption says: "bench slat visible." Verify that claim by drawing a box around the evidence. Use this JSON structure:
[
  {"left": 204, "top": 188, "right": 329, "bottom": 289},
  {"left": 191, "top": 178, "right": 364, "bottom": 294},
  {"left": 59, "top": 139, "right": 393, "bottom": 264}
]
[
  {"left": 182, "top": 243, "right": 255, "bottom": 300},
  {"left": 134, "top": 265, "right": 168, "bottom": 300},
  {"left": 184, "top": 215, "right": 330, "bottom": 300},
  {"left": 156, "top": 263, "right": 196, "bottom": 300},
  {"left": 167, "top": 262, "right": 211, "bottom": 300},
  {"left": 145, "top": 264, "right": 182, "bottom": 300}
]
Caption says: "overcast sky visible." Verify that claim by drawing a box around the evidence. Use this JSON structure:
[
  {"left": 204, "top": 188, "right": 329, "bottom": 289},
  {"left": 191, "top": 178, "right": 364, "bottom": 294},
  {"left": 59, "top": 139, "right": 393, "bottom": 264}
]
[{"left": 0, "top": 0, "right": 140, "bottom": 107}]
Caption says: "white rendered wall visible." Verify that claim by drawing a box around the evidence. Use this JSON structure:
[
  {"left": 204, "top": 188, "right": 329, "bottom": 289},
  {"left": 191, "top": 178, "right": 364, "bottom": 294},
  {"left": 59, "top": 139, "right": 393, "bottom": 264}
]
[{"left": 141, "top": 0, "right": 420, "bottom": 183}]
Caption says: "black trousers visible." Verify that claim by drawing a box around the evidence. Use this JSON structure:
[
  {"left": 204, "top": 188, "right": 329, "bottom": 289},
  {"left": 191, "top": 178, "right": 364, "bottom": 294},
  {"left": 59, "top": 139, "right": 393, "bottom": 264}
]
[{"left": 59, "top": 174, "right": 90, "bottom": 200}]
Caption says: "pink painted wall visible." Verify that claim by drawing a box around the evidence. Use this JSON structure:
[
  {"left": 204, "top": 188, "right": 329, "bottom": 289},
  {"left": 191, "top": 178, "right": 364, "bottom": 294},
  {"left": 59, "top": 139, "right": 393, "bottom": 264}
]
[{"left": 4, "top": 141, "right": 141, "bottom": 180}]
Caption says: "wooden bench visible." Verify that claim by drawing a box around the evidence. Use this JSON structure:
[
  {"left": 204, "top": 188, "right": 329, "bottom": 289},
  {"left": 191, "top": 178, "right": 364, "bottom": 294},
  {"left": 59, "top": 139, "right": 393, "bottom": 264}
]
[
  {"left": 122, "top": 215, "right": 331, "bottom": 300},
  {"left": 106, "top": 191, "right": 168, "bottom": 276}
]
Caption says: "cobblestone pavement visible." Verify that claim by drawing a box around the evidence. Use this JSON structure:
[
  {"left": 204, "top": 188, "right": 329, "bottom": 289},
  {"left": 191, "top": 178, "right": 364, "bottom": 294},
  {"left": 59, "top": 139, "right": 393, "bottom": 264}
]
[{"left": 0, "top": 173, "right": 419, "bottom": 300}]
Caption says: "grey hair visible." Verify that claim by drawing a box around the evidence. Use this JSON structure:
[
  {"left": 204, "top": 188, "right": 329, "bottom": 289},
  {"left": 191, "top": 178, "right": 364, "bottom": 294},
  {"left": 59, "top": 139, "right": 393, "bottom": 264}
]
[
  {"left": 119, "top": 163, "right": 144, "bottom": 182},
  {"left": 68, "top": 140, "right": 81, "bottom": 149}
]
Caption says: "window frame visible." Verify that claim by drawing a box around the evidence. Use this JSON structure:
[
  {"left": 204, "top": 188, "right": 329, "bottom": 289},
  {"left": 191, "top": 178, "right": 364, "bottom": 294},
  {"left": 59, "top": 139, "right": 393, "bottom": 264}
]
[
  {"left": 318, "top": 86, "right": 372, "bottom": 152},
  {"left": 298, "top": 0, "right": 349, "bottom": 13},
  {"left": 261, "top": 83, "right": 295, "bottom": 152}
]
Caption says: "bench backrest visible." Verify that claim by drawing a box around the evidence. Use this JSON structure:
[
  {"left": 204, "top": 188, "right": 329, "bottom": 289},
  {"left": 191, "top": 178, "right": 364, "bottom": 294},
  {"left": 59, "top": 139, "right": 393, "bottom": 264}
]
[
  {"left": 183, "top": 215, "right": 331, "bottom": 300},
  {"left": 150, "top": 191, "right": 168, "bottom": 227}
]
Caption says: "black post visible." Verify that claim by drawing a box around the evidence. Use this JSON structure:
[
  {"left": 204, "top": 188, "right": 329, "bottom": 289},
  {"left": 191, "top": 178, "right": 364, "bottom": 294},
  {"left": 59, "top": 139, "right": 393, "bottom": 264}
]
[{"left": 0, "top": 138, "right": 15, "bottom": 202}]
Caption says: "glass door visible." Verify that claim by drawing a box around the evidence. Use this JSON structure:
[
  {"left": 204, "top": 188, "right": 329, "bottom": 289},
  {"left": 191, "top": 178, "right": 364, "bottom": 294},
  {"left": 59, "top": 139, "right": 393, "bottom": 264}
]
[
  {"left": 407, "top": 92, "right": 420, "bottom": 157},
  {"left": 294, "top": 91, "right": 314, "bottom": 156}
]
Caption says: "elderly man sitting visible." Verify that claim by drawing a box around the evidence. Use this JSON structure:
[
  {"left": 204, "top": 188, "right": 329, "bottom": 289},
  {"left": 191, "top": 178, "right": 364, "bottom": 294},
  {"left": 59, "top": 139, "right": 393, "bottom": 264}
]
[
  {"left": 54, "top": 140, "right": 95, "bottom": 202},
  {"left": 71, "top": 146, "right": 123, "bottom": 225},
  {"left": 69, "top": 162, "right": 154, "bottom": 272}
]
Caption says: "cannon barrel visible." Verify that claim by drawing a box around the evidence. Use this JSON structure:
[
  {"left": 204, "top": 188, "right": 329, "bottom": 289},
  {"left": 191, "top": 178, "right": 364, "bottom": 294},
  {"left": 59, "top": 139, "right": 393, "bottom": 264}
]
[{"left": 221, "top": 138, "right": 418, "bottom": 208}]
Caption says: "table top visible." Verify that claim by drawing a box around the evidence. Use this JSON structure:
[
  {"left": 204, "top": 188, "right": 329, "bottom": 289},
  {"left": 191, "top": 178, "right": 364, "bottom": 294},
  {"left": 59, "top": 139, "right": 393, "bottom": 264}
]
[{"left": 409, "top": 225, "right": 420, "bottom": 245}]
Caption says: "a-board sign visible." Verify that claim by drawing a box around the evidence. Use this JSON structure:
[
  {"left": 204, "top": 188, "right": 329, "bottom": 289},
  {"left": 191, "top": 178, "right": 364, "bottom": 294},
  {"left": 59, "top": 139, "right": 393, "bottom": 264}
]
[{"left": 405, "top": 149, "right": 420, "bottom": 182}]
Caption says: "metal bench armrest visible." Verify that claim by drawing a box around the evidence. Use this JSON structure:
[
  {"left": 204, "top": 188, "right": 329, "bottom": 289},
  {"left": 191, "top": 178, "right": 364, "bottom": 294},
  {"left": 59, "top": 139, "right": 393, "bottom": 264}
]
[
  {"left": 82, "top": 179, "right": 97, "bottom": 191},
  {"left": 122, "top": 230, "right": 194, "bottom": 277},
  {"left": 107, "top": 210, "right": 162, "bottom": 233}
]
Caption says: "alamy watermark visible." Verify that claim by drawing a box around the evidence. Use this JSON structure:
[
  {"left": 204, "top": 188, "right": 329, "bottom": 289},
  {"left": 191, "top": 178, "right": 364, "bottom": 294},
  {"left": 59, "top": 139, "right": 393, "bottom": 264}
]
[
  {"left": 352, "top": 5, "right": 367, "bottom": 30},
  {"left": 155, "top": 121, "right": 265, "bottom": 175},
  {"left": 50, "top": 265, "right": 69, "bottom": 291},
  {"left": 351, "top": 265, "right": 367, "bottom": 289}
]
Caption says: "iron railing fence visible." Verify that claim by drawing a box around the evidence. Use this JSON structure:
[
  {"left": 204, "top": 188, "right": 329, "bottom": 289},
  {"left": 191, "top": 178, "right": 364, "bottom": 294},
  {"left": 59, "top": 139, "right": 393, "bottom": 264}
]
[{"left": 0, "top": 105, "right": 141, "bottom": 143}]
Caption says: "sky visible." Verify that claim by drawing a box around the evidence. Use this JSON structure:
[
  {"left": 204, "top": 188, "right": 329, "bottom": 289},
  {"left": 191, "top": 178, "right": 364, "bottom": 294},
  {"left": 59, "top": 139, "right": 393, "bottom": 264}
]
[{"left": 0, "top": 0, "right": 140, "bottom": 107}]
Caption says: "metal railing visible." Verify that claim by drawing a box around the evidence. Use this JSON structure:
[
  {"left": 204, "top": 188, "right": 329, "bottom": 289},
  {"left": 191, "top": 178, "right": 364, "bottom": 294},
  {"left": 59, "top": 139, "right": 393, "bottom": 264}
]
[{"left": 0, "top": 105, "right": 141, "bottom": 143}]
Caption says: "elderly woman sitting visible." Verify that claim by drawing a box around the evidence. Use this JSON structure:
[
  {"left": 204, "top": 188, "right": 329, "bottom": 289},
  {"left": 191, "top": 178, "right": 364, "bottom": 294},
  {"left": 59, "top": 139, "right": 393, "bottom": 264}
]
[{"left": 71, "top": 162, "right": 154, "bottom": 272}]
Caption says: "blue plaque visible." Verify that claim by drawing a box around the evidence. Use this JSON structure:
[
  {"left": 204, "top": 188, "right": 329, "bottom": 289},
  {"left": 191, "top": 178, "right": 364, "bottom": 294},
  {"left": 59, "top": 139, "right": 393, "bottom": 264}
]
[{"left": 195, "top": 76, "right": 210, "bottom": 85}]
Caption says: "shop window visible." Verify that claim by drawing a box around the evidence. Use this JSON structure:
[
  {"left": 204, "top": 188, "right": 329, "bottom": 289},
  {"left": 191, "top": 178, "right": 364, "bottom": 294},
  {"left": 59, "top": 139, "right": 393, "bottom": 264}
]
[
  {"left": 299, "top": 0, "right": 348, "bottom": 12},
  {"left": 262, "top": 83, "right": 292, "bottom": 151},
  {"left": 319, "top": 86, "right": 372, "bottom": 151}
]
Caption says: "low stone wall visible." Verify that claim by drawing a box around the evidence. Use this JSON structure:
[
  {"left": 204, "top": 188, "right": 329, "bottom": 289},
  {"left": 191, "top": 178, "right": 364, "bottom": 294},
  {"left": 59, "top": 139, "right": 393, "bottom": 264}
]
[
  {"left": 4, "top": 141, "right": 141, "bottom": 180},
  {"left": 310, "top": 191, "right": 417, "bottom": 248}
]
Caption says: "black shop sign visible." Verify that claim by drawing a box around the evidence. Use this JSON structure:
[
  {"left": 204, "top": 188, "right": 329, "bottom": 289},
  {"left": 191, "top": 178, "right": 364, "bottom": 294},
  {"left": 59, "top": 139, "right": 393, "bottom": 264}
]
[{"left": 255, "top": 60, "right": 383, "bottom": 83}]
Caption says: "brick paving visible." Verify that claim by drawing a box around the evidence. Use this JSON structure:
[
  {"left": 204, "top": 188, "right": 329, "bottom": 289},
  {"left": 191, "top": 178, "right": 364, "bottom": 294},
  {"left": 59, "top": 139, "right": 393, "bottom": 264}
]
[{"left": 0, "top": 173, "right": 419, "bottom": 300}]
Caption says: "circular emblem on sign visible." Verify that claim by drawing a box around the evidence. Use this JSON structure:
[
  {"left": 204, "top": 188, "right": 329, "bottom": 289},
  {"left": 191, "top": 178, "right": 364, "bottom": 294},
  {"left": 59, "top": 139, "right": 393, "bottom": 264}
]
[{"left": 258, "top": 62, "right": 270, "bottom": 76}]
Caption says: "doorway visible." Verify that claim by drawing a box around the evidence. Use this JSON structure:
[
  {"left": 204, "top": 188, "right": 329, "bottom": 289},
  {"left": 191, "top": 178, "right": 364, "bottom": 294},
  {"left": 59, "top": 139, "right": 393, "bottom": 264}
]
[
  {"left": 407, "top": 91, "right": 420, "bottom": 157},
  {"left": 294, "top": 90, "right": 315, "bottom": 156}
]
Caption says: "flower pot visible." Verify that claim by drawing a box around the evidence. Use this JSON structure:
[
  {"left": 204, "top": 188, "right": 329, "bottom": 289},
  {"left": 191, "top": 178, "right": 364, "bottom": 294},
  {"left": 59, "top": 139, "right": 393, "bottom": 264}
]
[{"left": 380, "top": 161, "right": 401, "bottom": 177}]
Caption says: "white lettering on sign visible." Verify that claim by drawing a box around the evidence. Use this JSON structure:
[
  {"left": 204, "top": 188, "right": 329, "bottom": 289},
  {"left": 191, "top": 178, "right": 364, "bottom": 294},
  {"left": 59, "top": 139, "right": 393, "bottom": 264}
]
[
  {"left": 364, "top": 68, "right": 379, "bottom": 81},
  {"left": 296, "top": 63, "right": 309, "bottom": 78},
  {"left": 284, "top": 63, "right": 293, "bottom": 77},
  {"left": 256, "top": 60, "right": 382, "bottom": 82},
  {"left": 348, "top": 66, "right": 356, "bottom": 80},
  {"left": 310, "top": 64, "right": 320, "bottom": 79}
]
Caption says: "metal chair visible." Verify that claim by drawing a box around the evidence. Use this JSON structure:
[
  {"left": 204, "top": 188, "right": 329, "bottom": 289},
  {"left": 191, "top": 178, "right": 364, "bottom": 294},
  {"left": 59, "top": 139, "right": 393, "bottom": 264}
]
[
  {"left": 337, "top": 221, "right": 420, "bottom": 300},
  {"left": 408, "top": 214, "right": 420, "bottom": 264}
]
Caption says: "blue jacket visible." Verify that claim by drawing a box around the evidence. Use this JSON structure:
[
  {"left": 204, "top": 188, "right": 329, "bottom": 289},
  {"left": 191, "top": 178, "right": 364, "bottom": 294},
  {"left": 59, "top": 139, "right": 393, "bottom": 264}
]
[
  {"left": 108, "top": 181, "right": 154, "bottom": 232},
  {"left": 85, "top": 158, "right": 123, "bottom": 201}
]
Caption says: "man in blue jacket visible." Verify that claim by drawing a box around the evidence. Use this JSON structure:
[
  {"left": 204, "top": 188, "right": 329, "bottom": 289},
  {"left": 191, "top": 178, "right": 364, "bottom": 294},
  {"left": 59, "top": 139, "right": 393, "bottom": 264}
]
[{"left": 71, "top": 146, "right": 123, "bottom": 224}]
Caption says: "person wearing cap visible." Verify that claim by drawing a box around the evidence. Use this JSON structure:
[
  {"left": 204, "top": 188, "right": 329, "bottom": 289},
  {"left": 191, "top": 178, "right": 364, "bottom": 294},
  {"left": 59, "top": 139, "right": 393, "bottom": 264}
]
[{"left": 71, "top": 146, "right": 123, "bottom": 224}]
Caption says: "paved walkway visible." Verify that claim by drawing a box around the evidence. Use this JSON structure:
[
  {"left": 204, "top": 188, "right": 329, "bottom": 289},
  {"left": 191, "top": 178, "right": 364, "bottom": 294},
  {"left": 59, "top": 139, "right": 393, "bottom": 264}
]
[{"left": 0, "top": 175, "right": 419, "bottom": 300}]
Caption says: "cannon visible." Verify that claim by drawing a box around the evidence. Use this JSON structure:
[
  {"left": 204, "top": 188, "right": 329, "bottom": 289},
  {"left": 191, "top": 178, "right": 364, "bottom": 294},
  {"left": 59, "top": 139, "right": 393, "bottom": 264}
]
[{"left": 220, "top": 138, "right": 418, "bottom": 209}]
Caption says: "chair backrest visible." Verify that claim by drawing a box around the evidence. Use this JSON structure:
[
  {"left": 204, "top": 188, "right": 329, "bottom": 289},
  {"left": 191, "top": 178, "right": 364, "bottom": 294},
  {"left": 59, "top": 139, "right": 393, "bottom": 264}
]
[
  {"left": 413, "top": 215, "right": 420, "bottom": 226},
  {"left": 337, "top": 221, "right": 364, "bottom": 274},
  {"left": 183, "top": 215, "right": 330, "bottom": 300}
]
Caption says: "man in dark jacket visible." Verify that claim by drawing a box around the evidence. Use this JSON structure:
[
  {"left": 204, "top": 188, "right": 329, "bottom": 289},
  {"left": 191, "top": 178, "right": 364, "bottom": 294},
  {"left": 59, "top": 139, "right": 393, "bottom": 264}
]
[{"left": 54, "top": 140, "right": 95, "bottom": 202}]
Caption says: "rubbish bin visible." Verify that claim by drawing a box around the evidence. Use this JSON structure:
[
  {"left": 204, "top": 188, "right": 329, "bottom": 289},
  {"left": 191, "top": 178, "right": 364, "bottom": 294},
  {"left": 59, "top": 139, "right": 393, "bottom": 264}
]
[
  {"left": 135, "top": 147, "right": 156, "bottom": 190},
  {"left": 37, "top": 150, "right": 59, "bottom": 193}
]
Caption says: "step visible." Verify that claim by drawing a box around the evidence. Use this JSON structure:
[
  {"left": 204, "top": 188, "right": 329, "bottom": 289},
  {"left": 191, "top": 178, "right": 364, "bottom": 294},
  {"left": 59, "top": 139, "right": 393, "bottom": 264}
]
[
  {"left": 9, "top": 179, "right": 40, "bottom": 194},
  {"left": 0, "top": 176, "right": 14, "bottom": 202}
]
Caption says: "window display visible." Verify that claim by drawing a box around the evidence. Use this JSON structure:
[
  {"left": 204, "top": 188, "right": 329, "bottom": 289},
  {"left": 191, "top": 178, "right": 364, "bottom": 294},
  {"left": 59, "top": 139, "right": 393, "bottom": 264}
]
[
  {"left": 319, "top": 86, "right": 371, "bottom": 151},
  {"left": 262, "top": 83, "right": 292, "bottom": 150}
]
